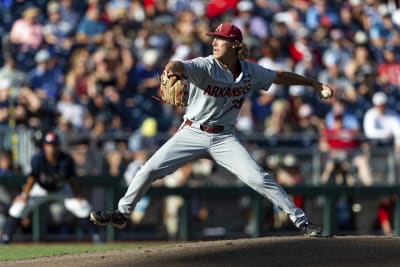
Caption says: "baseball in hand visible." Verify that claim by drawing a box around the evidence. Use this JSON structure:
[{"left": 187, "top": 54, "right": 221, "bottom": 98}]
[{"left": 320, "top": 88, "right": 332, "bottom": 99}]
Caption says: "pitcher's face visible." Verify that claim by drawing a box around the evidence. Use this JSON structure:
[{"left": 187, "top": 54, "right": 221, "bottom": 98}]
[{"left": 212, "top": 37, "right": 235, "bottom": 60}]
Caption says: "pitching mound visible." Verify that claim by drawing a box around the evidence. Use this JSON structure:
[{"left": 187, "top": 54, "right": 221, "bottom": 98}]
[{"left": 3, "top": 236, "right": 400, "bottom": 267}]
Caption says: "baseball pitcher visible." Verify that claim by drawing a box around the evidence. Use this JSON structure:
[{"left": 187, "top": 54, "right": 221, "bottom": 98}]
[{"left": 90, "top": 23, "right": 334, "bottom": 237}]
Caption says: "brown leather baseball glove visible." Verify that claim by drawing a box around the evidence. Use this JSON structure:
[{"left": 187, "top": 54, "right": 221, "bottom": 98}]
[{"left": 159, "top": 71, "right": 189, "bottom": 107}]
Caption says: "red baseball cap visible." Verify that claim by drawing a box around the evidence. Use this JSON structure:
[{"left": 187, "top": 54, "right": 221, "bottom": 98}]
[{"left": 207, "top": 23, "right": 243, "bottom": 42}]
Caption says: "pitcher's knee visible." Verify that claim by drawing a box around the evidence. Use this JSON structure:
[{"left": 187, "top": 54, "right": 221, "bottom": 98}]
[{"left": 250, "top": 175, "right": 278, "bottom": 189}]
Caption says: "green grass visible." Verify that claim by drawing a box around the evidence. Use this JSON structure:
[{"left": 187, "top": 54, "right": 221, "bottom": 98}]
[{"left": 0, "top": 242, "right": 162, "bottom": 261}]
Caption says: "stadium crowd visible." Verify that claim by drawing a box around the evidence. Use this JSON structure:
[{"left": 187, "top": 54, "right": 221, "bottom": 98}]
[{"left": 0, "top": 0, "right": 400, "bottom": 239}]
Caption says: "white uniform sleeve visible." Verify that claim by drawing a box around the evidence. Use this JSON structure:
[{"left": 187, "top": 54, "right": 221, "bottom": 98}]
[
  {"left": 247, "top": 62, "right": 277, "bottom": 91},
  {"left": 182, "top": 57, "right": 209, "bottom": 87}
]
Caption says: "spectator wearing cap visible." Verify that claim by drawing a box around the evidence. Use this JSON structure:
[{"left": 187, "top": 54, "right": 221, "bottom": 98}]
[
  {"left": 28, "top": 49, "right": 64, "bottom": 101},
  {"left": 363, "top": 92, "right": 400, "bottom": 151},
  {"left": 43, "top": 1, "right": 75, "bottom": 56},
  {"left": 9, "top": 7, "right": 43, "bottom": 52}
]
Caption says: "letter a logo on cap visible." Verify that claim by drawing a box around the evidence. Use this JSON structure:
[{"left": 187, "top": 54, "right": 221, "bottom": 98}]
[{"left": 207, "top": 23, "right": 243, "bottom": 42}]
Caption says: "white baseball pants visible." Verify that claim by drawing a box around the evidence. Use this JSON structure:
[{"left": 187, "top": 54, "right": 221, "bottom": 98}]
[{"left": 118, "top": 124, "right": 308, "bottom": 227}]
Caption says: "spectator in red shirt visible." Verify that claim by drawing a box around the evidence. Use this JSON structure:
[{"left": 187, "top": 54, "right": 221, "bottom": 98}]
[
  {"left": 377, "top": 48, "right": 400, "bottom": 89},
  {"left": 320, "top": 113, "right": 373, "bottom": 186}
]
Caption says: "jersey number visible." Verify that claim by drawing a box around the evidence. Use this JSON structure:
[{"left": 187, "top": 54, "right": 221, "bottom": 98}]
[{"left": 231, "top": 98, "right": 244, "bottom": 109}]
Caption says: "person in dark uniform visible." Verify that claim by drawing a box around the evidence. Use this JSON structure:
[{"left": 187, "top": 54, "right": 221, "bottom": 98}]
[{"left": 0, "top": 131, "right": 100, "bottom": 244}]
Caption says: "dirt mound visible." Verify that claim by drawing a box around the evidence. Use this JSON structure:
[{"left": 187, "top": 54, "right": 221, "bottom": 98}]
[{"left": 3, "top": 236, "right": 400, "bottom": 267}]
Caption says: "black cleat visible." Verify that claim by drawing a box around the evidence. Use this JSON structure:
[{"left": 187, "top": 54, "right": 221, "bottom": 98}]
[
  {"left": 90, "top": 210, "right": 128, "bottom": 229},
  {"left": 300, "top": 221, "right": 322, "bottom": 237}
]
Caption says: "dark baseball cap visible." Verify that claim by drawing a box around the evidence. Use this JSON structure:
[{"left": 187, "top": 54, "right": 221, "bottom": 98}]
[
  {"left": 207, "top": 23, "right": 243, "bottom": 42},
  {"left": 43, "top": 132, "right": 59, "bottom": 144}
]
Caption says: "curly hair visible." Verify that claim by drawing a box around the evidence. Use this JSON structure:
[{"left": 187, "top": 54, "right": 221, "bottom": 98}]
[{"left": 237, "top": 42, "right": 249, "bottom": 60}]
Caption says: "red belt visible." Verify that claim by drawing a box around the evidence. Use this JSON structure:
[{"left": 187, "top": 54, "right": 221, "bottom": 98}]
[{"left": 184, "top": 120, "right": 225, "bottom": 133}]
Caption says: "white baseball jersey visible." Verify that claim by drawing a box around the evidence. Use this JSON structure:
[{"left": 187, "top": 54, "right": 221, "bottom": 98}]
[{"left": 182, "top": 55, "right": 277, "bottom": 126}]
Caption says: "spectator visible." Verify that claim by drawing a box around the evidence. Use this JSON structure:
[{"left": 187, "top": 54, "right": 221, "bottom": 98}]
[
  {"left": 363, "top": 92, "right": 400, "bottom": 152},
  {"left": 344, "top": 45, "right": 375, "bottom": 81},
  {"left": 9, "top": 7, "right": 43, "bottom": 52},
  {"left": 86, "top": 48, "right": 123, "bottom": 96},
  {"left": 325, "top": 97, "right": 359, "bottom": 130},
  {"left": 377, "top": 48, "right": 400, "bottom": 91},
  {"left": 29, "top": 49, "right": 64, "bottom": 102},
  {"left": 43, "top": 1, "right": 75, "bottom": 57},
  {"left": 56, "top": 87, "right": 87, "bottom": 130},
  {"left": 102, "top": 27, "right": 133, "bottom": 66},
  {"left": 17, "top": 86, "right": 57, "bottom": 130},
  {"left": 0, "top": 54, "right": 29, "bottom": 98},
  {"left": 320, "top": 113, "right": 373, "bottom": 186},
  {"left": 296, "top": 103, "right": 321, "bottom": 137},
  {"left": 0, "top": 132, "right": 100, "bottom": 244},
  {"left": 59, "top": 0, "right": 81, "bottom": 32},
  {"left": 305, "top": 0, "right": 339, "bottom": 30},
  {"left": 97, "top": 28, "right": 133, "bottom": 89},
  {"left": 105, "top": 0, "right": 131, "bottom": 23},
  {"left": 318, "top": 50, "right": 353, "bottom": 96},
  {"left": 337, "top": 4, "right": 363, "bottom": 40},
  {"left": 64, "top": 47, "right": 92, "bottom": 103},
  {"left": 75, "top": 6, "right": 108, "bottom": 48}
]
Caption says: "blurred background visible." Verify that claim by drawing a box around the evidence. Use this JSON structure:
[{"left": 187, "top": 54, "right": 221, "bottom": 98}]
[{"left": 0, "top": 0, "right": 400, "bottom": 242}]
